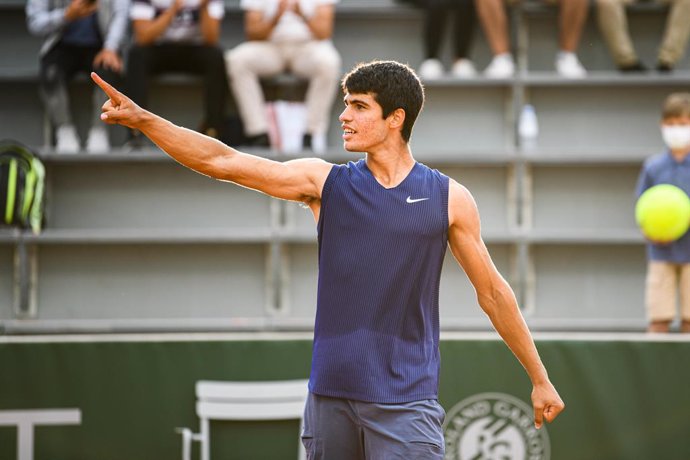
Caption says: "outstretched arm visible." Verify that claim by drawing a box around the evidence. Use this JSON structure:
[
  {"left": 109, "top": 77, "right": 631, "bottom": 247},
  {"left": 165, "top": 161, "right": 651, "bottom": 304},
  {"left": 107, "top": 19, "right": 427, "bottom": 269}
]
[
  {"left": 91, "top": 72, "right": 332, "bottom": 204},
  {"left": 447, "top": 179, "right": 565, "bottom": 429}
]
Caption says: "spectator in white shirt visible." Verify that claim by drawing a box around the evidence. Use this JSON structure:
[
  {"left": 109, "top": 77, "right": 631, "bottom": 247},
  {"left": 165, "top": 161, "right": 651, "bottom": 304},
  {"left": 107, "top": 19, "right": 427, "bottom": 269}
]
[{"left": 127, "top": 0, "right": 229, "bottom": 146}]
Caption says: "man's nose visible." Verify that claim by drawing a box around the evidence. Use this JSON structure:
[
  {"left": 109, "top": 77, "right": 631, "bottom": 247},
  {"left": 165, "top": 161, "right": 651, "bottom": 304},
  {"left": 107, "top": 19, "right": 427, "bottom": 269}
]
[{"left": 339, "top": 108, "right": 350, "bottom": 123}]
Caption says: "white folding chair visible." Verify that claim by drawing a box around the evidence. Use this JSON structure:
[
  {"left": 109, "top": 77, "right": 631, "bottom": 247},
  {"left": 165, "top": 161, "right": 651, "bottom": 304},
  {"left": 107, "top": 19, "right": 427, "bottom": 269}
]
[{"left": 177, "top": 379, "right": 309, "bottom": 460}]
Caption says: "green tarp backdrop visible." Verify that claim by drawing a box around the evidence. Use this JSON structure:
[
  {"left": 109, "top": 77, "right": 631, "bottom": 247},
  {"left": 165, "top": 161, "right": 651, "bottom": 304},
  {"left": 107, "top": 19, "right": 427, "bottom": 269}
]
[{"left": 0, "top": 335, "right": 689, "bottom": 459}]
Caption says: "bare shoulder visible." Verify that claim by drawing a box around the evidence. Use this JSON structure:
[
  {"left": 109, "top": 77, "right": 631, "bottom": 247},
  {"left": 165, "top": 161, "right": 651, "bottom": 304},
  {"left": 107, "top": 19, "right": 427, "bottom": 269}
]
[
  {"left": 283, "top": 157, "right": 335, "bottom": 199},
  {"left": 285, "top": 157, "right": 334, "bottom": 178},
  {"left": 448, "top": 178, "right": 480, "bottom": 227}
]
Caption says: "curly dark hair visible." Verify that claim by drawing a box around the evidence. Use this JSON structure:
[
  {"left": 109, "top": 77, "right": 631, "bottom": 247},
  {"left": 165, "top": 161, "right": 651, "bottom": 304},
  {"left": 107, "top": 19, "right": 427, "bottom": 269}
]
[{"left": 341, "top": 60, "right": 425, "bottom": 142}]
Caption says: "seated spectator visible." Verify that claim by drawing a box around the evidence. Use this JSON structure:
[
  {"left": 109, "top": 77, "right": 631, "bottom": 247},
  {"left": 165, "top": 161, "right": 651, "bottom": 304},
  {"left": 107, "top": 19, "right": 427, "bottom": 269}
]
[
  {"left": 418, "top": 0, "right": 478, "bottom": 79},
  {"left": 597, "top": 0, "right": 690, "bottom": 72},
  {"left": 127, "top": 0, "right": 228, "bottom": 146},
  {"left": 26, "top": 0, "right": 130, "bottom": 154},
  {"left": 225, "top": 0, "right": 342, "bottom": 154},
  {"left": 476, "top": 0, "right": 588, "bottom": 78}
]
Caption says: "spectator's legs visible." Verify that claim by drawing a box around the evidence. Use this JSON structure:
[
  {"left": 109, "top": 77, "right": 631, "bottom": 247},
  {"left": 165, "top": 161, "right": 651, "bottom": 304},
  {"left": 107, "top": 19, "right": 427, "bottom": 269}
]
[
  {"left": 476, "top": 0, "right": 515, "bottom": 77},
  {"left": 40, "top": 43, "right": 78, "bottom": 129},
  {"left": 40, "top": 43, "right": 87, "bottom": 152},
  {"left": 680, "top": 263, "right": 690, "bottom": 332},
  {"left": 555, "top": 0, "right": 588, "bottom": 77},
  {"left": 424, "top": 0, "right": 448, "bottom": 60},
  {"left": 596, "top": 0, "right": 640, "bottom": 68},
  {"left": 192, "top": 45, "right": 228, "bottom": 136},
  {"left": 126, "top": 44, "right": 228, "bottom": 140},
  {"left": 226, "top": 42, "right": 285, "bottom": 139},
  {"left": 558, "top": 0, "right": 589, "bottom": 52},
  {"left": 290, "top": 41, "right": 342, "bottom": 153},
  {"left": 87, "top": 50, "right": 120, "bottom": 153},
  {"left": 475, "top": 0, "right": 510, "bottom": 55},
  {"left": 645, "top": 261, "right": 676, "bottom": 333},
  {"left": 126, "top": 45, "right": 154, "bottom": 111},
  {"left": 419, "top": 0, "right": 449, "bottom": 79},
  {"left": 450, "top": 0, "right": 478, "bottom": 76},
  {"left": 453, "top": 0, "right": 477, "bottom": 59},
  {"left": 125, "top": 45, "right": 155, "bottom": 145},
  {"left": 657, "top": 0, "right": 690, "bottom": 69}
]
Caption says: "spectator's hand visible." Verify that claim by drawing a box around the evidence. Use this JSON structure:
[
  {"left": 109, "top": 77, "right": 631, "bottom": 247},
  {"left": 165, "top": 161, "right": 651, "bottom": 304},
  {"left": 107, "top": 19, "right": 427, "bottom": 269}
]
[
  {"left": 169, "top": 0, "right": 184, "bottom": 15},
  {"left": 93, "top": 49, "right": 123, "bottom": 73},
  {"left": 531, "top": 381, "right": 565, "bottom": 429},
  {"left": 277, "top": 0, "right": 293, "bottom": 17},
  {"left": 65, "top": 0, "right": 97, "bottom": 21},
  {"left": 91, "top": 72, "right": 145, "bottom": 130}
]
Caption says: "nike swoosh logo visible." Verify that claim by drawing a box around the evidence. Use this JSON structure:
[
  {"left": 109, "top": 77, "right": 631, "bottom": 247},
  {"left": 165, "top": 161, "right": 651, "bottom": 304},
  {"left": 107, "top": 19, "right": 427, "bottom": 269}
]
[{"left": 406, "top": 196, "right": 430, "bottom": 204}]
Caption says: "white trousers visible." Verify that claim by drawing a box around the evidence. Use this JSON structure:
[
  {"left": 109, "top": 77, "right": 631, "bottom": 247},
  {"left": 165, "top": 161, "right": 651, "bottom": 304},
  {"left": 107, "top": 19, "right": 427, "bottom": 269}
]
[{"left": 225, "top": 40, "right": 342, "bottom": 137}]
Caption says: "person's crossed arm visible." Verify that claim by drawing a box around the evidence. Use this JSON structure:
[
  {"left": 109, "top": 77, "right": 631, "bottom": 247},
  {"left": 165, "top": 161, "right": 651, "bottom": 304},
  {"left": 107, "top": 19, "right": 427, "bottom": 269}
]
[
  {"left": 91, "top": 72, "right": 332, "bottom": 208},
  {"left": 447, "top": 178, "right": 565, "bottom": 429},
  {"left": 132, "top": 0, "right": 183, "bottom": 45}
]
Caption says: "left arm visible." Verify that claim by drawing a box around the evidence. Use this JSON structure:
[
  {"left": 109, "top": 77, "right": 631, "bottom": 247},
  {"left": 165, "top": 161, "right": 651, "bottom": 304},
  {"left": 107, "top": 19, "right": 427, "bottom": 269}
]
[{"left": 447, "top": 179, "right": 565, "bottom": 429}]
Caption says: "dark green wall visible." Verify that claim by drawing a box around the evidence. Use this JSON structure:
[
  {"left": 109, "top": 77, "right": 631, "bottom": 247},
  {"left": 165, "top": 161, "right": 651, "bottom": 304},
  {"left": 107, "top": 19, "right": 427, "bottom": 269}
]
[{"left": 1, "top": 337, "right": 688, "bottom": 459}]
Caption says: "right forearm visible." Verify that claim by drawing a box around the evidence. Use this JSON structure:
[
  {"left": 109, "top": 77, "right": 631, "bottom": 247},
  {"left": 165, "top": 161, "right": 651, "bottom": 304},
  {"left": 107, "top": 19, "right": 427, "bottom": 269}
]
[{"left": 137, "top": 111, "right": 234, "bottom": 178}]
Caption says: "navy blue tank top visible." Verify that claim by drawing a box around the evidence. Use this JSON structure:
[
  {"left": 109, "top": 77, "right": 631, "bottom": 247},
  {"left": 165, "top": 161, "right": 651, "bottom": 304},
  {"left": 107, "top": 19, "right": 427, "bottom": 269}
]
[{"left": 309, "top": 159, "right": 449, "bottom": 403}]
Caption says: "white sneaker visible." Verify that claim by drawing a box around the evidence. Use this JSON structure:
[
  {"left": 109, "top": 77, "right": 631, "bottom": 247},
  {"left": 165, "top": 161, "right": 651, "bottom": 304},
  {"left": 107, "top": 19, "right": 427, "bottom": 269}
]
[
  {"left": 484, "top": 53, "right": 515, "bottom": 79},
  {"left": 86, "top": 125, "right": 110, "bottom": 154},
  {"left": 55, "top": 124, "right": 80, "bottom": 154},
  {"left": 418, "top": 58, "right": 445, "bottom": 80},
  {"left": 555, "top": 51, "right": 587, "bottom": 78},
  {"left": 451, "top": 59, "right": 477, "bottom": 78}
]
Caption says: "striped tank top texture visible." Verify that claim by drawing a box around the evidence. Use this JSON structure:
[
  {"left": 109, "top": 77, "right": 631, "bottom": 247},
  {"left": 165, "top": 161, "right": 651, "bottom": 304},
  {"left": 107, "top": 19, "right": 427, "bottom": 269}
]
[{"left": 309, "top": 159, "right": 449, "bottom": 403}]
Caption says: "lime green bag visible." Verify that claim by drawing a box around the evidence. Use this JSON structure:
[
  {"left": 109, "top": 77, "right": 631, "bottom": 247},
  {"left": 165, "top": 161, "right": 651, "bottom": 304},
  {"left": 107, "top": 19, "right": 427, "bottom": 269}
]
[{"left": 0, "top": 140, "right": 45, "bottom": 234}]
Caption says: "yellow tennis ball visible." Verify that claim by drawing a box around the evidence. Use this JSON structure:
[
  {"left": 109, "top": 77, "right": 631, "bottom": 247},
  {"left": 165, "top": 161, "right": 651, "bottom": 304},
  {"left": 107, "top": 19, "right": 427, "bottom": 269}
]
[{"left": 635, "top": 184, "right": 690, "bottom": 243}]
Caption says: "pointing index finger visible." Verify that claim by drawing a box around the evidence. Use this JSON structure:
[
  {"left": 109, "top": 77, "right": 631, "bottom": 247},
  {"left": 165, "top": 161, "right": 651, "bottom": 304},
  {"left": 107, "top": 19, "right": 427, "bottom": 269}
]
[{"left": 91, "top": 72, "right": 122, "bottom": 104}]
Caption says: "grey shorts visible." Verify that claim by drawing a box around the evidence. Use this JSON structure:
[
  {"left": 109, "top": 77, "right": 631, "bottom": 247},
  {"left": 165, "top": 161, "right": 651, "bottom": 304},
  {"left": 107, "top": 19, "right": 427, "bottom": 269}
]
[{"left": 301, "top": 392, "right": 446, "bottom": 460}]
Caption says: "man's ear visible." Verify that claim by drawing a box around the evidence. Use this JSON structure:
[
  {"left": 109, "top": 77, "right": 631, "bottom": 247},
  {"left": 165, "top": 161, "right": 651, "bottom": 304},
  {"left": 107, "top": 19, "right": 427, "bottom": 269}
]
[{"left": 387, "top": 108, "right": 406, "bottom": 131}]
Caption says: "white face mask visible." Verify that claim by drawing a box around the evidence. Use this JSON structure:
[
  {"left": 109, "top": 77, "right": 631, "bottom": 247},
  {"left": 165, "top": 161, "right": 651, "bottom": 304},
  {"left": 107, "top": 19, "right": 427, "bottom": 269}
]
[{"left": 661, "top": 125, "right": 690, "bottom": 150}]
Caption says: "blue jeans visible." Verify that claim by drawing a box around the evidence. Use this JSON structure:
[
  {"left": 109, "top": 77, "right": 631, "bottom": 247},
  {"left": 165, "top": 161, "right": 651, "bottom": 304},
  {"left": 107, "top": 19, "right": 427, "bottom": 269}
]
[{"left": 301, "top": 392, "right": 445, "bottom": 460}]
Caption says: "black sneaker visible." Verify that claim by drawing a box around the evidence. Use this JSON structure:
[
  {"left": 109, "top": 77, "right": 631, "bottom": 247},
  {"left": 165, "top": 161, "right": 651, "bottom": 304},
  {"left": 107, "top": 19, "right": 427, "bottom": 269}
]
[
  {"left": 302, "top": 133, "right": 312, "bottom": 150},
  {"left": 618, "top": 61, "right": 648, "bottom": 72},
  {"left": 656, "top": 62, "right": 673, "bottom": 72},
  {"left": 244, "top": 133, "right": 271, "bottom": 148}
]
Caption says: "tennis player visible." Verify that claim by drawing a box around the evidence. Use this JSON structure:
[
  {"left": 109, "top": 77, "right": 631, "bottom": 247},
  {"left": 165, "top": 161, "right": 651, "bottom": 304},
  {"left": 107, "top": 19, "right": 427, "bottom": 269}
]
[{"left": 92, "top": 60, "right": 564, "bottom": 459}]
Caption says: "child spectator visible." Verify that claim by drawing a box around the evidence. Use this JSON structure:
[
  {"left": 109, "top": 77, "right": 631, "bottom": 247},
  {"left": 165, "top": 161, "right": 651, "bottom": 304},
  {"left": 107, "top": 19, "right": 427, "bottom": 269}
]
[{"left": 636, "top": 92, "right": 690, "bottom": 332}]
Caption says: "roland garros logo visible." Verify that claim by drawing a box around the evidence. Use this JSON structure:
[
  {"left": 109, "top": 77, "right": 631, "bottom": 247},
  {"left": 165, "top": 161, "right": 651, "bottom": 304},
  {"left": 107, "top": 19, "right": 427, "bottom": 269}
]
[{"left": 443, "top": 392, "right": 550, "bottom": 460}]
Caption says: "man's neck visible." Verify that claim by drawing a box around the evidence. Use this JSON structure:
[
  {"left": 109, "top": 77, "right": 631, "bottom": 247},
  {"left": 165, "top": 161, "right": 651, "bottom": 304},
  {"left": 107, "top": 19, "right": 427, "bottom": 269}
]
[{"left": 365, "top": 143, "right": 415, "bottom": 189}]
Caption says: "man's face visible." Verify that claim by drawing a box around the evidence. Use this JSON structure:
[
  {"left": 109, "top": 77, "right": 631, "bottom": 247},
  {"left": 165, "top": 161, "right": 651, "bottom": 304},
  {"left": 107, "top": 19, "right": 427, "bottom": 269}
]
[{"left": 338, "top": 92, "right": 389, "bottom": 152}]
